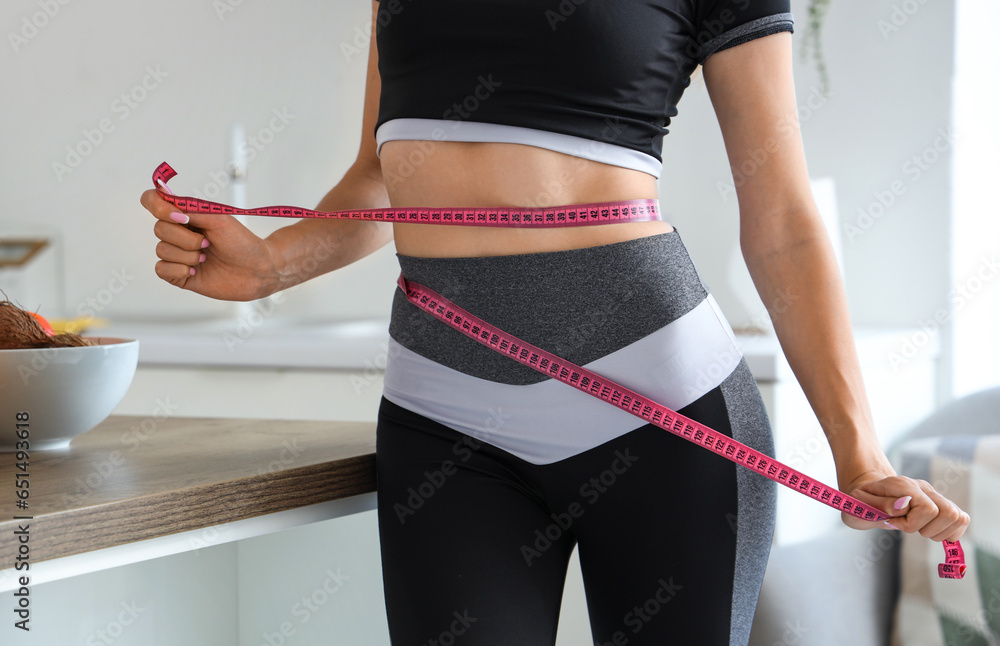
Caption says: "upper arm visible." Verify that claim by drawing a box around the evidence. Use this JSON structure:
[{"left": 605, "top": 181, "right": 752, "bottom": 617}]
[
  {"left": 702, "top": 32, "right": 815, "bottom": 228},
  {"left": 354, "top": 1, "right": 383, "bottom": 181}
]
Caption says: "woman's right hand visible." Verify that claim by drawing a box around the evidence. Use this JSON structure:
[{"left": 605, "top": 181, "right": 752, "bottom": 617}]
[{"left": 139, "top": 188, "right": 278, "bottom": 301}]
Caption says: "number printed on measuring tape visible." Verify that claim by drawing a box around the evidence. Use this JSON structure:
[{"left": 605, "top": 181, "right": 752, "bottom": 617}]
[
  {"left": 152, "top": 162, "right": 967, "bottom": 580},
  {"left": 152, "top": 162, "right": 660, "bottom": 228}
]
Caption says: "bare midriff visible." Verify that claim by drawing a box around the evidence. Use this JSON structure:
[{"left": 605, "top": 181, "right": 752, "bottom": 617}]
[{"left": 381, "top": 140, "right": 672, "bottom": 259}]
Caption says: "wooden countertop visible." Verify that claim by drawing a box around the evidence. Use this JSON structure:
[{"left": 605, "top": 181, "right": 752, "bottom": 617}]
[{"left": 0, "top": 416, "right": 376, "bottom": 565}]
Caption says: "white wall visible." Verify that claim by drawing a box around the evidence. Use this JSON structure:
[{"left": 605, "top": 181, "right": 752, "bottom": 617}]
[{"left": 662, "top": 0, "right": 956, "bottom": 333}]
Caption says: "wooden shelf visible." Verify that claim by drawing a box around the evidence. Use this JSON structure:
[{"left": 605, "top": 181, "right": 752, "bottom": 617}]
[{"left": 0, "top": 416, "right": 376, "bottom": 565}]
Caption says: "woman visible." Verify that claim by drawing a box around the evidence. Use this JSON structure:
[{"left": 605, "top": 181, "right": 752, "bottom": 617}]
[{"left": 141, "top": 1, "right": 969, "bottom": 644}]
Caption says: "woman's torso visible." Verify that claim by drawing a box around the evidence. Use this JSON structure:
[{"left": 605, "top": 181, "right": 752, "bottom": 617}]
[{"left": 382, "top": 141, "right": 671, "bottom": 258}]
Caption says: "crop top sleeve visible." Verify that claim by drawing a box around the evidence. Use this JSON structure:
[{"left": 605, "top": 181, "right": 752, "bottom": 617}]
[
  {"left": 692, "top": 0, "right": 795, "bottom": 64},
  {"left": 373, "top": 1, "right": 794, "bottom": 177}
]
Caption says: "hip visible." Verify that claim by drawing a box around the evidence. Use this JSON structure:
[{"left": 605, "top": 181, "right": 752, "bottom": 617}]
[{"left": 383, "top": 231, "right": 754, "bottom": 463}]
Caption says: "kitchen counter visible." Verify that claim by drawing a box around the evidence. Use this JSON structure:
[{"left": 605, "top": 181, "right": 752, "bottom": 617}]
[{"left": 0, "top": 415, "right": 375, "bottom": 592}]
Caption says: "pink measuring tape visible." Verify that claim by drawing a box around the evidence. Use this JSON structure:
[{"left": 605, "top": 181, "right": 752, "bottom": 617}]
[{"left": 153, "top": 162, "right": 966, "bottom": 579}]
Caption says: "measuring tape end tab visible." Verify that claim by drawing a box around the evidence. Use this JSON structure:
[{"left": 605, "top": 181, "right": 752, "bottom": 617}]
[{"left": 153, "top": 161, "right": 178, "bottom": 183}]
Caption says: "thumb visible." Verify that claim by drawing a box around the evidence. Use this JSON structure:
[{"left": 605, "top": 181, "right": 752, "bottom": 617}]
[
  {"left": 847, "top": 476, "right": 918, "bottom": 523},
  {"left": 181, "top": 210, "right": 250, "bottom": 241}
]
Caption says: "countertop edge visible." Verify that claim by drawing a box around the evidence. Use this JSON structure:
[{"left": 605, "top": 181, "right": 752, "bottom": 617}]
[{"left": 0, "top": 453, "right": 376, "bottom": 565}]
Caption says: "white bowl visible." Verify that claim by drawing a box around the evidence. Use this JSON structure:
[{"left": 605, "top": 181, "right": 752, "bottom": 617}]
[{"left": 0, "top": 338, "right": 139, "bottom": 451}]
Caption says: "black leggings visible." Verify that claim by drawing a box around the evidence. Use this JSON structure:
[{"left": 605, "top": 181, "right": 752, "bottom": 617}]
[{"left": 376, "top": 364, "right": 776, "bottom": 645}]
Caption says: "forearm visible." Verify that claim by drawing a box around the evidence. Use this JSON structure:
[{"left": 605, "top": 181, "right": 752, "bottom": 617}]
[
  {"left": 261, "top": 162, "right": 393, "bottom": 297},
  {"left": 742, "top": 205, "right": 894, "bottom": 488}
]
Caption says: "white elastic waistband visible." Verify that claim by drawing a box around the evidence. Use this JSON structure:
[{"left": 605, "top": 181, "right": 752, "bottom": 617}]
[
  {"left": 376, "top": 118, "right": 663, "bottom": 179},
  {"left": 383, "top": 295, "right": 742, "bottom": 465}
]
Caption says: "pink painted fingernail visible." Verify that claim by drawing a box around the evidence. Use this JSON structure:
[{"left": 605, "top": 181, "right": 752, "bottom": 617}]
[
  {"left": 200, "top": 238, "right": 210, "bottom": 249},
  {"left": 189, "top": 267, "right": 196, "bottom": 276},
  {"left": 157, "top": 180, "right": 173, "bottom": 195},
  {"left": 199, "top": 253, "right": 206, "bottom": 263},
  {"left": 170, "top": 211, "right": 189, "bottom": 224},
  {"left": 894, "top": 496, "right": 912, "bottom": 511},
  {"left": 884, "top": 521, "right": 900, "bottom": 530}
]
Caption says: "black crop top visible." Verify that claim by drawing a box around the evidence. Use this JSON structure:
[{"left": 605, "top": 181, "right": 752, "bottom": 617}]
[{"left": 374, "top": 0, "right": 793, "bottom": 174}]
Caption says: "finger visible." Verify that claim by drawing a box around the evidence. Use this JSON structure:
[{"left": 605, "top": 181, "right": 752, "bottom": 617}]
[
  {"left": 935, "top": 510, "right": 971, "bottom": 543},
  {"left": 153, "top": 219, "right": 210, "bottom": 252},
  {"left": 849, "top": 476, "right": 926, "bottom": 522},
  {"left": 926, "top": 512, "right": 970, "bottom": 543},
  {"left": 156, "top": 240, "right": 206, "bottom": 267},
  {"left": 141, "top": 188, "right": 211, "bottom": 237},
  {"left": 155, "top": 259, "right": 197, "bottom": 283},
  {"left": 140, "top": 188, "right": 181, "bottom": 221},
  {"left": 909, "top": 481, "right": 970, "bottom": 541}
]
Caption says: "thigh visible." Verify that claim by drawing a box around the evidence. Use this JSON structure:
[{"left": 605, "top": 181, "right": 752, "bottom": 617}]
[
  {"left": 542, "top": 363, "right": 776, "bottom": 646},
  {"left": 376, "top": 396, "right": 576, "bottom": 646}
]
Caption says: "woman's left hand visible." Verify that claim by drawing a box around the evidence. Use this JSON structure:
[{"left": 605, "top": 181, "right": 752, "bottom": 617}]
[{"left": 840, "top": 471, "right": 970, "bottom": 542}]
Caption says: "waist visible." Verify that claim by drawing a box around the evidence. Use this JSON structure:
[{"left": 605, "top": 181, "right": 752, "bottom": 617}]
[{"left": 380, "top": 140, "right": 670, "bottom": 259}]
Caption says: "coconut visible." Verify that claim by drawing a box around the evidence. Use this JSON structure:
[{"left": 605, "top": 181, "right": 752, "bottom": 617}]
[{"left": 0, "top": 300, "right": 95, "bottom": 350}]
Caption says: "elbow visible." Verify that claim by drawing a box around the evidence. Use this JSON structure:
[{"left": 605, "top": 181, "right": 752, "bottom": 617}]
[
  {"left": 739, "top": 201, "right": 829, "bottom": 264},
  {"left": 351, "top": 155, "right": 386, "bottom": 189}
]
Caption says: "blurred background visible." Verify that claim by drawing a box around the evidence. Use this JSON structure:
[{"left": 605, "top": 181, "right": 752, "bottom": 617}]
[{"left": 1, "top": 0, "right": 997, "bottom": 644}]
